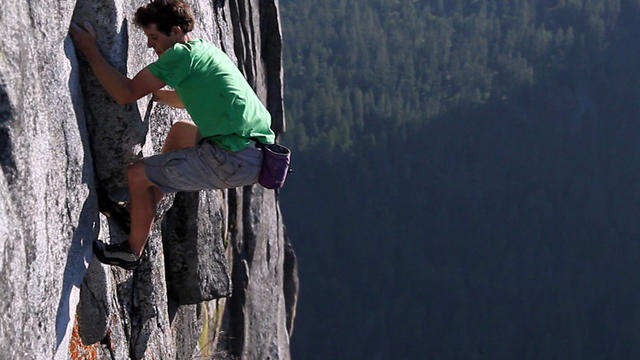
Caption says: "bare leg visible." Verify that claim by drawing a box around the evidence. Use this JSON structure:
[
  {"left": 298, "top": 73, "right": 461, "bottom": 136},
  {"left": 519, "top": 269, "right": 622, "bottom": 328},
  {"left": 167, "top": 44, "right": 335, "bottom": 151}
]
[
  {"left": 127, "top": 120, "right": 201, "bottom": 255},
  {"left": 126, "top": 161, "right": 158, "bottom": 255},
  {"left": 161, "top": 120, "right": 202, "bottom": 152}
]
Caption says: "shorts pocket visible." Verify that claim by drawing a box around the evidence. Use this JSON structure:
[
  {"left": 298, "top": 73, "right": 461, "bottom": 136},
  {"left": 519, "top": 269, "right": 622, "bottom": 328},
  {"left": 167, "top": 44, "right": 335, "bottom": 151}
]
[
  {"left": 222, "top": 149, "right": 262, "bottom": 187},
  {"left": 203, "top": 143, "right": 261, "bottom": 188},
  {"left": 163, "top": 157, "right": 191, "bottom": 187},
  {"left": 224, "top": 162, "right": 259, "bottom": 187}
]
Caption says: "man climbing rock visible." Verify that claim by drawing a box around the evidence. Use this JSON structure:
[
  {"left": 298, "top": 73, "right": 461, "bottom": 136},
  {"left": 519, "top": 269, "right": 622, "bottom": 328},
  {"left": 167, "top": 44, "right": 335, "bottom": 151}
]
[{"left": 69, "top": 0, "right": 275, "bottom": 269}]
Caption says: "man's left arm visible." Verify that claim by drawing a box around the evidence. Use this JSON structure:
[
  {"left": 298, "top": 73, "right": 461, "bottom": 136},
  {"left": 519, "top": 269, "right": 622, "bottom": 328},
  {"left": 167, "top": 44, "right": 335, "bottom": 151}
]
[
  {"left": 69, "top": 22, "right": 165, "bottom": 105},
  {"left": 152, "top": 90, "right": 185, "bottom": 108}
]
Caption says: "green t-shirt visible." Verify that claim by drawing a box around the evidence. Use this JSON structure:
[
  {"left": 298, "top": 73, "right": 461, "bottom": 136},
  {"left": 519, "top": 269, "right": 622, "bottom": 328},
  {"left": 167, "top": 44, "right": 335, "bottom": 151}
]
[{"left": 147, "top": 39, "right": 275, "bottom": 151}]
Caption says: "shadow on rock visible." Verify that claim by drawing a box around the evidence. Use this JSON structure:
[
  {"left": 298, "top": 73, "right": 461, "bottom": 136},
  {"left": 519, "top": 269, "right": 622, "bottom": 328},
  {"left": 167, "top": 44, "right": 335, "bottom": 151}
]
[
  {"left": 54, "top": 34, "right": 103, "bottom": 349},
  {"left": 0, "top": 80, "right": 17, "bottom": 184},
  {"left": 55, "top": 195, "right": 100, "bottom": 348}
]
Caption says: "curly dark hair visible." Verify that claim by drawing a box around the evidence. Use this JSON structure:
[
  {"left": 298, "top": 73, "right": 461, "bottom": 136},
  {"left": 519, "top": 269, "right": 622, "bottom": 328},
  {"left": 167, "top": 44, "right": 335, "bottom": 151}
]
[{"left": 134, "top": 0, "right": 195, "bottom": 36}]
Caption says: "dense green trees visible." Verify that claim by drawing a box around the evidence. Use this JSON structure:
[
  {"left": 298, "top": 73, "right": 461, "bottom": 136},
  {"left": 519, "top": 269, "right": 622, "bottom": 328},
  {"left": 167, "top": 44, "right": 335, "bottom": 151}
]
[
  {"left": 282, "top": 0, "right": 626, "bottom": 155},
  {"left": 280, "top": 1, "right": 640, "bottom": 359}
]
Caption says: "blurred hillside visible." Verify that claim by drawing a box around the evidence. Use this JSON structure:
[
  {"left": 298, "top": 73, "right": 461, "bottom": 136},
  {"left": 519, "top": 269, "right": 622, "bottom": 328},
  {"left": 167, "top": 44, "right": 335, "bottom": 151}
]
[{"left": 280, "top": 0, "right": 640, "bottom": 359}]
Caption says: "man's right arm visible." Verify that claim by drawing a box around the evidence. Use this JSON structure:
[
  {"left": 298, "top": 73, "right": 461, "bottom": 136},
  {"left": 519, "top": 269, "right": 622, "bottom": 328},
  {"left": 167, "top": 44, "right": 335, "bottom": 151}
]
[{"left": 70, "top": 22, "right": 165, "bottom": 104}]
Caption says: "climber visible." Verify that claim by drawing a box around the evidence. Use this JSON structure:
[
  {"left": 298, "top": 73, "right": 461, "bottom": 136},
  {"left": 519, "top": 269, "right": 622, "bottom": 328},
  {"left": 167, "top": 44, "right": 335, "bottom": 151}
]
[{"left": 69, "top": 0, "right": 275, "bottom": 269}]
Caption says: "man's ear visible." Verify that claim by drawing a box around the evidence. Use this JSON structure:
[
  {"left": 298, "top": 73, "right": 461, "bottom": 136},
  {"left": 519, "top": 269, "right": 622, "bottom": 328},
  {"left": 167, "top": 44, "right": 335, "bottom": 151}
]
[{"left": 170, "top": 25, "right": 183, "bottom": 37}]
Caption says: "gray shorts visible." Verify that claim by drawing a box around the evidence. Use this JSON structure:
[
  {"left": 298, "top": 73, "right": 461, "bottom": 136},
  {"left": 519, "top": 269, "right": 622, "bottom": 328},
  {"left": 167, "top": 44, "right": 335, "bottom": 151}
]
[{"left": 144, "top": 140, "right": 262, "bottom": 193}]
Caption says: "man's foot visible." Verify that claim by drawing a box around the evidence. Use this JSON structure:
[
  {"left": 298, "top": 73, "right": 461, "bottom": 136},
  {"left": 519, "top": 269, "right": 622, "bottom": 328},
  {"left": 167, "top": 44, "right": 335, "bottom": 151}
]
[{"left": 93, "top": 240, "right": 141, "bottom": 270}]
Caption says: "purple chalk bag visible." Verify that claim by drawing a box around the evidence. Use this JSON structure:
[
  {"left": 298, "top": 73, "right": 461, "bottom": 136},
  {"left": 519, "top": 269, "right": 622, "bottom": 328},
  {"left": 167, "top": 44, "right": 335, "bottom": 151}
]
[{"left": 258, "top": 143, "right": 292, "bottom": 189}]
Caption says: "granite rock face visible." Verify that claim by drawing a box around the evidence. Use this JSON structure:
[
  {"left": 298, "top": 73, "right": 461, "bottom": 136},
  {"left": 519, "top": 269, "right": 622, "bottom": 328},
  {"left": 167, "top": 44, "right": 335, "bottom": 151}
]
[
  {"left": 0, "top": 0, "right": 296, "bottom": 359},
  {"left": 162, "top": 191, "right": 230, "bottom": 305}
]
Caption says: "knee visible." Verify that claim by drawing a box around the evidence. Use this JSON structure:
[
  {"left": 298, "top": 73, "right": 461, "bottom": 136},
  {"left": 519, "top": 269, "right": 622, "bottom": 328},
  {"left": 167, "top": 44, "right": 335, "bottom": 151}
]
[
  {"left": 169, "top": 120, "right": 195, "bottom": 135},
  {"left": 163, "top": 120, "right": 199, "bottom": 152}
]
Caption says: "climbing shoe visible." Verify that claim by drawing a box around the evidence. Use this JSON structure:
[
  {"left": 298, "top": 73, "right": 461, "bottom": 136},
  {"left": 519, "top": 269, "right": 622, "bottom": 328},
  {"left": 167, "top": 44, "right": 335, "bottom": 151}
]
[
  {"left": 97, "top": 188, "right": 131, "bottom": 234},
  {"left": 93, "top": 240, "right": 141, "bottom": 270}
]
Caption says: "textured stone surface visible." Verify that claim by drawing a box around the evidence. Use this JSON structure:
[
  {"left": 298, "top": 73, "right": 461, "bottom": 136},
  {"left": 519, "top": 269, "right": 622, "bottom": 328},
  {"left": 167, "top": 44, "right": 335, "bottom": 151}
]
[
  {"left": 0, "top": 1, "right": 99, "bottom": 358},
  {"left": 221, "top": 187, "right": 292, "bottom": 359},
  {"left": 0, "top": 0, "right": 296, "bottom": 359},
  {"left": 283, "top": 231, "right": 299, "bottom": 336},
  {"left": 240, "top": 186, "right": 291, "bottom": 359},
  {"left": 77, "top": 258, "right": 111, "bottom": 345},
  {"left": 260, "top": 0, "right": 286, "bottom": 135},
  {"left": 163, "top": 191, "right": 231, "bottom": 305}
]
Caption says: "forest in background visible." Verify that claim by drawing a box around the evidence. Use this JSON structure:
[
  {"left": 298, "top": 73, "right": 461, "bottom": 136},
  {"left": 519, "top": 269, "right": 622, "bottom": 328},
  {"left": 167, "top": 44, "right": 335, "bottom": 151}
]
[
  {"left": 283, "top": 0, "right": 627, "bottom": 154},
  {"left": 279, "top": 1, "right": 640, "bottom": 359}
]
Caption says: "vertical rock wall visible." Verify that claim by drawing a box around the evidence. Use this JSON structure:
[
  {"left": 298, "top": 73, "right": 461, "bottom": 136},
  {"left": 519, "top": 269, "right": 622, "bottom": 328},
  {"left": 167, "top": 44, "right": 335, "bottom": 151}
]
[{"left": 0, "top": 0, "right": 297, "bottom": 359}]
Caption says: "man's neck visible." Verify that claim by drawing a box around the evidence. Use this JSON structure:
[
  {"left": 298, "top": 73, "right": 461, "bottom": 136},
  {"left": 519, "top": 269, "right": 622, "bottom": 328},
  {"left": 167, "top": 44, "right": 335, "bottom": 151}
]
[{"left": 179, "top": 33, "right": 191, "bottom": 43}]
